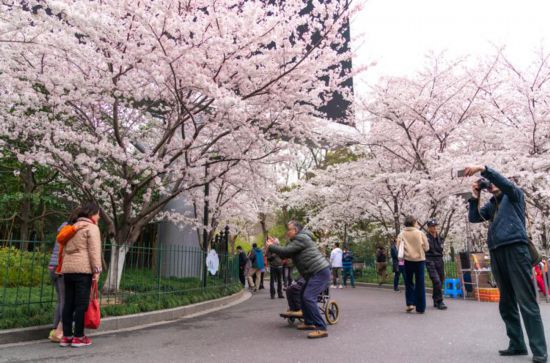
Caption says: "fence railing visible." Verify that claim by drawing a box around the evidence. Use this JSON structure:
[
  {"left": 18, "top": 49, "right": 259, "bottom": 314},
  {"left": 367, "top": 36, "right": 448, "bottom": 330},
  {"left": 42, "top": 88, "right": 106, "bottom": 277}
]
[{"left": 0, "top": 240, "right": 240, "bottom": 329}]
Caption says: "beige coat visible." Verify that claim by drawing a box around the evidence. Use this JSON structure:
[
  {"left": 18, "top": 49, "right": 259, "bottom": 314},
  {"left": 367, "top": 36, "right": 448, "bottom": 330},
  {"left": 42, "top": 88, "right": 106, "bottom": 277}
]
[
  {"left": 61, "top": 218, "right": 102, "bottom": 274},
  {"left": 396, "top": 227, "right": 429, "bottom": 262}
]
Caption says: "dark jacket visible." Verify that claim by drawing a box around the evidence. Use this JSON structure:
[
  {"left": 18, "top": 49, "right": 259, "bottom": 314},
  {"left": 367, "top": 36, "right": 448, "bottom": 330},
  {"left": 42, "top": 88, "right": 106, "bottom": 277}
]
[
  {"left": 426, "top": 233, "right": 444, "bottom": 259},
  {"left": 268, "top": 229, "right": 329, "bottom": 279},
  {"left": 342, "top": 251, "right": 353, "bottom": 269},
  {"left": 390, "top": 244, "right": 398, "bottom": 271},
  {"left": 376, "top": 248, "right": 387, "bottom": 263},
  {"left": 468, "top": 166, "right": 528, "bottom": 251},
  {"left": 266, "top": 249, "right": 282, "bottom": 268},
  {"left": 238, "top": 251, "right": 248, "bottom": 269}
]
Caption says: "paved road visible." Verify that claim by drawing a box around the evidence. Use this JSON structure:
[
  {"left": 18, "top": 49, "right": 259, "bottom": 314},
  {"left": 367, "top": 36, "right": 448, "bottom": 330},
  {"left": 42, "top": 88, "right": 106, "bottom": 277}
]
[{"left": 1, "top": 286, "right": 549, "bottom": 363}]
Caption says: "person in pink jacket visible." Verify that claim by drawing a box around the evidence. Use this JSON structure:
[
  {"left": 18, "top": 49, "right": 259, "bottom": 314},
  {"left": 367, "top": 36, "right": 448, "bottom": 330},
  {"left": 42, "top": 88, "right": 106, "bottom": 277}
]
[{"left": 59, "top": 202, "right": 102, "bottom": 348}]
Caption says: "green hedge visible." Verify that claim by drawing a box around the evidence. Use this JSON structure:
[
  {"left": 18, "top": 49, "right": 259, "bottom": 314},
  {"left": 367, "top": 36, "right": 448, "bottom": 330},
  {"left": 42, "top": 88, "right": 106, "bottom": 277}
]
[
  {"left": 0, "top": 247, "right": 51, "bottom": 287},
  {"left": 0, "top": 280, "right": 242, "bottom": 330}
]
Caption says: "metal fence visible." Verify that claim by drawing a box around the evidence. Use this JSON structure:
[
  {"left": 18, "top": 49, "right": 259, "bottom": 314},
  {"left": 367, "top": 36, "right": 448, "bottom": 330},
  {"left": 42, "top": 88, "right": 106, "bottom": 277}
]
[
  {"left": 356, "top": 258, "right": 460, "bottom": 287},
  {"left": 0, "top": 240, "right": 240, "bottom": 328}
]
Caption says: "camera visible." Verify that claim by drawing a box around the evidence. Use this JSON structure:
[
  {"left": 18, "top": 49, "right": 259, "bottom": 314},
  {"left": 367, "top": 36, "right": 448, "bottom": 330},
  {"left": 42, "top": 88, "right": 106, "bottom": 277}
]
[{"left": 476, "top": 177, "right": 492, "bottom": 191}]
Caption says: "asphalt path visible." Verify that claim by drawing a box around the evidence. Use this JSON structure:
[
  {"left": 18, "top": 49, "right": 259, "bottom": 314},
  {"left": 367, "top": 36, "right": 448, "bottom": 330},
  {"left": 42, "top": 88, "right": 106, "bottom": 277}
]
[{"left": 1, "top": 286, "right": 549, "bottom": 363}]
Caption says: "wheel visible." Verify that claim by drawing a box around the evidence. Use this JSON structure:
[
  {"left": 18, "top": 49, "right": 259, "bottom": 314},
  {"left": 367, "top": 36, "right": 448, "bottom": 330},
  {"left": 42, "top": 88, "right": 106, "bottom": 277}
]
[
  {"left": 287, "top": 317, "right": 296, "bottom": 326},
  {"left": 287, "top": 316, "right": 304, "bottom": 326},
  {"left": 325, "top": 300, "right": 339, "bottom": 325}
]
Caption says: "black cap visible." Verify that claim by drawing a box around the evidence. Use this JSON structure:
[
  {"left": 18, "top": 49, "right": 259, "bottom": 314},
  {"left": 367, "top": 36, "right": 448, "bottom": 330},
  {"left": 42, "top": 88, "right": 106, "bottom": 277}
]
[{"left": 427, "top": 219, "right": 439, "bottom": 227}]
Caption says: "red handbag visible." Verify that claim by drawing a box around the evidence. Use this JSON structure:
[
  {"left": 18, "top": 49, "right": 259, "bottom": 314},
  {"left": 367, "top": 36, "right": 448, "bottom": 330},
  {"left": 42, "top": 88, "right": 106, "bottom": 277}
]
[{"left": 84, "top": 280, "right": 101, "bottom": 329}]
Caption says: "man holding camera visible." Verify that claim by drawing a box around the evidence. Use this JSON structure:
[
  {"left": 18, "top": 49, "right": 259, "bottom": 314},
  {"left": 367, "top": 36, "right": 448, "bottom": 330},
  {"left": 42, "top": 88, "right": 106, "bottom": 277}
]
[
  {"left": 466, "top": 165, "right": 547, "bottom": 363},
  {"left": 425, "top": 219, "right": 447, "bottom": 310}
]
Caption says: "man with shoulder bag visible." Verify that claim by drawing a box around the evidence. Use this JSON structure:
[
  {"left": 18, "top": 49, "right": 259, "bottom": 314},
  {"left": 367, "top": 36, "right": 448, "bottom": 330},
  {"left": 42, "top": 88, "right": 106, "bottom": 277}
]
[{"left": 465, "top": 165, "right": 547, "bottom": 363}]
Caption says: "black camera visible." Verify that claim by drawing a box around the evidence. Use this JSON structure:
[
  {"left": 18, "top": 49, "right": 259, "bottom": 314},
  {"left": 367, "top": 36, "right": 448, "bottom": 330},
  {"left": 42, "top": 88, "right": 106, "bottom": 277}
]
[{"left": 476, "top": 177, "right": 492, "bottom": 191}]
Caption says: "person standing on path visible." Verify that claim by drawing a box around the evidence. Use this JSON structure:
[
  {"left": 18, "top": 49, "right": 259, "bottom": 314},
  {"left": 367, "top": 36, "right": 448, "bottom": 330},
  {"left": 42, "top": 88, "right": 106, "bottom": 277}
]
[
  {"left": 466, "top": 165, "right": 547, "bottom": 363},
  {"left": 60, "top": 202, "right": 102, "bottom": 348},
  {"left": 390, "top": 238, "right": 404, "bottom": 292},
  {"left": 266, "top": 221, "right": 331, "bottom": 339},
  {"left": 48, "top": 209, "right": 85, "bottom": 343},
  {"left": 330, "top": 242, "right": 343, "bottom": 288},
  {"left": 236, "top": 246, "right": 248, "bottom": 287},
  {"left": 247, "top": 243, "right": 263, "bottom": 292},
  {"left": 375, "top": 246, "right": 388, "bottom": 286},
  {"left": 396, "top": 216, "right": 429, "bottom": 314},
  {"left": 425, "top": 220, "right": 447, "bottom": 310},
  {"left": 266, "top": 237, "right": 284, "bottom": 299},
  {"left": 342, "top": 246, "right": 355, "bottom": 288}
]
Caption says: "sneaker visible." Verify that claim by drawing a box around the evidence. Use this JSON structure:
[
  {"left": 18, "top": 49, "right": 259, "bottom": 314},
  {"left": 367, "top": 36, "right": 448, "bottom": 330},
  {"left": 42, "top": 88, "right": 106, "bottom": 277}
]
[
  {"left": 71, "top": 336, "right": 92, "bottom": 348},
  {"left": 307, "top": 330, "right": 328, "bottom": 339},
  {"left": 406, "top": 305, "right": 415, "bottom": 313},
  {"left": 436, "top": 302, "right": 448, "bottom": 310},
  {"left": 296, "top": 323, "right": 316, "bottom": 331},
  {"left": 330, "top": 285, "right": 337, "bottom": 289},
  {"left": 338, "top": 285, "right": 343, "bottom": 289},
  {"left": 59, "top": 336, "right": 73, "bottom": 347},
  {"left": 48, "top": 329, "right": 61, "bottom": 343}
]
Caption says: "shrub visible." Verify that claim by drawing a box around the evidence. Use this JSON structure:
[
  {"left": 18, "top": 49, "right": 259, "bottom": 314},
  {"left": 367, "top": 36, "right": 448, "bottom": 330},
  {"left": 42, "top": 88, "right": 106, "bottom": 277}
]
[{"left": 0, "top": 247, "right": 51, "bottom": 287}]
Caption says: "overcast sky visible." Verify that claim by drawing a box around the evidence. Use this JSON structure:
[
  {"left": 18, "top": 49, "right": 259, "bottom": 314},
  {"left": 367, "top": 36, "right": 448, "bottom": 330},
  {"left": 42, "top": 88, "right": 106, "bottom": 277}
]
[{"left": 351, "top": 0, "right": 550, "bottom": 92}]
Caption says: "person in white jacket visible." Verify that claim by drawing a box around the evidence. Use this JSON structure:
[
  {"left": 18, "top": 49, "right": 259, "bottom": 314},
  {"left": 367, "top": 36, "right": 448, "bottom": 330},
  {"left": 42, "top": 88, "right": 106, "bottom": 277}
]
[{"left": 330, "top": 242, "right": 344, "bottom": 288}]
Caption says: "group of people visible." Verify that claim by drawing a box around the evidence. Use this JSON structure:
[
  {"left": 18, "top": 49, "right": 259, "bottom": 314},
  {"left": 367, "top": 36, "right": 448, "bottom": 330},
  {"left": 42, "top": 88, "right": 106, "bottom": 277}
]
[
  {"left": 42, "top": 164, "right": 548, "bottom": 361},
  {"left": 48, "top": 202, "right": 103, "bottom": 348},
  {"left": 383, "top": 165, "right": 547, "bottom": 362},
  {"left": 329, "top": 242, "right": 355, "bottom": 288},
  {"left": 237, "top": 238, "right": 294, "bottom": 299}
]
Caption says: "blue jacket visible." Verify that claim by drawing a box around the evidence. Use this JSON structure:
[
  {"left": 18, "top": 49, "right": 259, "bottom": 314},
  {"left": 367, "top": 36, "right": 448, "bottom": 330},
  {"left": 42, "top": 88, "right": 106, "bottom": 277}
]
[
  {"left": 468, "top": 166, "right": 528, "bottom": 251},
  {"left": 342, "top": 251, "right": 353, "bottom": 269},
  {"left": 253, "top": 247, "right": 265, "bottom": 270}
]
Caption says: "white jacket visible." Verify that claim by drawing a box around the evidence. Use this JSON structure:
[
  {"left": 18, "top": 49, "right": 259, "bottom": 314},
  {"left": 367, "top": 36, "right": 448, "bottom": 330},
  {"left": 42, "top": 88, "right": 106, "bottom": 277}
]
[{"left": 330, "top": 248, "right": 343, "bottom": 268}]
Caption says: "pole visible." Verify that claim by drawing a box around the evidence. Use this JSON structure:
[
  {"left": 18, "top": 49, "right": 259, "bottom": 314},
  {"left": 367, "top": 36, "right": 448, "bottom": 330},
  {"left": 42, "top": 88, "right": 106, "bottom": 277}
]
[{"left": 202, "top": 162, "right": 210, "bottom": 288}]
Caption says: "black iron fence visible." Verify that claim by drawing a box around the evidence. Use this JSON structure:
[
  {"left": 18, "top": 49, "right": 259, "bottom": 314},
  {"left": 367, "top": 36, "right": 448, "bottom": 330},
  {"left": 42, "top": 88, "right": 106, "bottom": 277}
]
[{"left": 0, "top": 240, "right": 240, "bottom": 329}]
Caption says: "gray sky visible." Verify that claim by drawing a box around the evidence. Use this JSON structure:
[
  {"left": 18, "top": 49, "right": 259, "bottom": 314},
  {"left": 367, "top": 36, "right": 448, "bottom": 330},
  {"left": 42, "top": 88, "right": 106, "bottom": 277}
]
[{"left": 351, "top": 0, "right": 550, "bottom": 91}]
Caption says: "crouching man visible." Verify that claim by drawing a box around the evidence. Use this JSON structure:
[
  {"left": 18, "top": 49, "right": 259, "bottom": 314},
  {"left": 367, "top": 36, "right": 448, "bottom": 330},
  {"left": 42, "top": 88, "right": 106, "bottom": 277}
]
[{"left": 266, "top": 221, "right": 330, "bottom": 339}]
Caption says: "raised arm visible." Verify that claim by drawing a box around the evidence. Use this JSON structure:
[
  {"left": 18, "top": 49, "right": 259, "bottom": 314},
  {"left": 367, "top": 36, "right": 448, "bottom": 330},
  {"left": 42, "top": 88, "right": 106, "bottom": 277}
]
[
  {"left": 268, "top": 239, "right": 304, "bottom": 259},
  {"left": 481, "top": 166, "right": 522, "bottom": 202}
]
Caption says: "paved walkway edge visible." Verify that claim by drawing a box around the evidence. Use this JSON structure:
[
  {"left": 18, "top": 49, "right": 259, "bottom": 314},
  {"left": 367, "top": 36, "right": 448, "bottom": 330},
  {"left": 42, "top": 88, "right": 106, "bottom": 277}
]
[{"left": 0, "top": 289, "right": 248, "bottom": 346}]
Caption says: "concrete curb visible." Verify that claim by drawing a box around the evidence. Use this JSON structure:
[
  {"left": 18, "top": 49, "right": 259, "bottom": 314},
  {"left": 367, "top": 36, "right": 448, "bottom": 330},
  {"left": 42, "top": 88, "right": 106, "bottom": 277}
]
[{"left": 0, "top": 289, "right": 248, "bottom": 346}]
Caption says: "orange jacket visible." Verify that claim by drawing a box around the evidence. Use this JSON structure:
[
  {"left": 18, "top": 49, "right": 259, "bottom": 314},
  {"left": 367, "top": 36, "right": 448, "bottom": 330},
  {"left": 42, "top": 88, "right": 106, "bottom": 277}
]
[{"left": 55, "top": 225, "right": 78, "bottom": 274}]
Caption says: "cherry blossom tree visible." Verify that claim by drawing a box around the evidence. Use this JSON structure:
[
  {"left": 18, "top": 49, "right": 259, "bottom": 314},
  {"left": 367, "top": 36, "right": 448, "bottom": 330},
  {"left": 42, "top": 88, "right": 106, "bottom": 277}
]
[{"left": 0, "top": 0, "right": 357, "bottom": 291}]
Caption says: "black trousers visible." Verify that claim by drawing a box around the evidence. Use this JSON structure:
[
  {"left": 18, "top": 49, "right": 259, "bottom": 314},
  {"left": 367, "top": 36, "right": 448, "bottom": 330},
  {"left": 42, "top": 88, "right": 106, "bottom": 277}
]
[
  {"left": 283, "top": 266, "right": 294, "bottom": 287},
  {"left": 426, "top": 257, "right": 445, "bottom": 304},
  {"left": 393, "top": 265, "right": 404, "bottom": 290},
  {"left": 62, "top": 273, "right": 92, "bottom": 338},
  {"left": 270, "top": 266, "right": 283, "bottom": 297},
  {"left": 491, "top": 243, "right": 547, "bottom": 357},
  {"left": 238, "top": 267, "right": 246, "bottom": 286}
]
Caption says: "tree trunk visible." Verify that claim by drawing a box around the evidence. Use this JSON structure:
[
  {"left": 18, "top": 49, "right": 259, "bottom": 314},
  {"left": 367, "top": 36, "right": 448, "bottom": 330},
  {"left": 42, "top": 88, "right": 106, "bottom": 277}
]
[
  {"left": 259, "top": 213, "right": 268, "bottom": 243},
  {"left": 19, "top": 165, "right": 34, "bottom": 249},
  {"left": 102, "top": 243, "right": 130, "bottom": 294}
]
